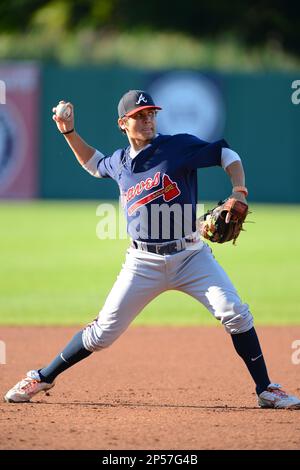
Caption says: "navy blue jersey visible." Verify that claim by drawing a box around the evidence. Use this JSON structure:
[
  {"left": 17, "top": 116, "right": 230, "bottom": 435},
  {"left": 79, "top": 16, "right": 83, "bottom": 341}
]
[{"left": 97, "top": 134, "right": 229, "bottom": 242}]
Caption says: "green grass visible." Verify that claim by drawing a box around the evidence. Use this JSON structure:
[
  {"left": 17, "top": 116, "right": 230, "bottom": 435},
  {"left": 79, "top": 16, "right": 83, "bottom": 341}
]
[{"left": 0, "top": 201, "right": 299, "bottom": 326}]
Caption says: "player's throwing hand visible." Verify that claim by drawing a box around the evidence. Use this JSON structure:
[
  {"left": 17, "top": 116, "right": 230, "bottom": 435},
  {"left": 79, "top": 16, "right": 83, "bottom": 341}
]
[{"left": 52, "top": 101, "right": 74, "bottom": 135}]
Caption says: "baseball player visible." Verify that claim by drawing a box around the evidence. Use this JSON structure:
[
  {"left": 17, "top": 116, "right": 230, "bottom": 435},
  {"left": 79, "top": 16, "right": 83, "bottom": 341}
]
[{"left": 4, "top": 90, "right": 300, "bottom": 409}]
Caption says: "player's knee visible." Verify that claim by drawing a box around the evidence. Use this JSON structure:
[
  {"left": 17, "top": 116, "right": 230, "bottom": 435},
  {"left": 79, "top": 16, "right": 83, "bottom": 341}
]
[
  {"left": 220, "top": 303, "right": 254, "bottom": 334},
  {"left": 82, "top": 321, "right": 118, "bottom": 352}
]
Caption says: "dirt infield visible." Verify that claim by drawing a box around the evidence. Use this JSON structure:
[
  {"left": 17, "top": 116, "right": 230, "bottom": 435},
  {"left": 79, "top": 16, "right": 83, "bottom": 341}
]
[{"left": 1, "top": 326, "right": 300, "bottom": 450}]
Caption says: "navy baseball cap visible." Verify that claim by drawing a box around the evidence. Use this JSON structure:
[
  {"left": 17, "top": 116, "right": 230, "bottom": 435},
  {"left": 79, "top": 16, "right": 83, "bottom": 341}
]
[{"left": 118, "top": 90, "right": 162, "bottom": 118}]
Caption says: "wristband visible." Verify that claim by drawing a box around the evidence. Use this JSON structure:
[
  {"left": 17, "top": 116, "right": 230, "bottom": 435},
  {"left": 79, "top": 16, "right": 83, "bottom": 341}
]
[
  {"left": 233, "top": 186, "right": 248, "bottom": 197},
  {"left": 61, "top": 128, "right": 74, "bottom": 135}
]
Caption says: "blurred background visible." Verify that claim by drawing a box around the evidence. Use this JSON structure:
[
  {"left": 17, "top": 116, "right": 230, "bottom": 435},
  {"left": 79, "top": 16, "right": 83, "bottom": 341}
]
[
  {"left": 0, "top": 0, "right": 299, "bottom": 325},
  {"left": 1, "top": 0, "right": 300, "bottom": 201}
]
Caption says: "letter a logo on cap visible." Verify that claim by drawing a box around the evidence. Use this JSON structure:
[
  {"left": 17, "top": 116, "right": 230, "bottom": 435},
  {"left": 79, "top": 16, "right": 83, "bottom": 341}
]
[{"left": 136, "top": 93, "right": 147, "bottom": 105}]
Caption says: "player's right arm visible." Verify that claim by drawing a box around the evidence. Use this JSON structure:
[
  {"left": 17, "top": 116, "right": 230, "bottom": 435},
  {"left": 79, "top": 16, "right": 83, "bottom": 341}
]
[
  {"left": 52, "top": 101, "right": 104, "bottom": 177},
  {"left": 52, "top": 101, "right": 96, "bottom": 165},
  {"left": 61, "top": 131, "right": 96, "bottom": 166}
]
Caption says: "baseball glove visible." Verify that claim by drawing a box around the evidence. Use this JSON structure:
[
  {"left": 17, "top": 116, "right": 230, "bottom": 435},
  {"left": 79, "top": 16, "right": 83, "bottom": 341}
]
[{"left": 197, "top": 198, "right": 249, "bottom": 244}]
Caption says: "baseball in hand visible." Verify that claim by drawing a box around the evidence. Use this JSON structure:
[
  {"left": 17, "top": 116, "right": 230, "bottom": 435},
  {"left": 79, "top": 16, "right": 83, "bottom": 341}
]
[{"left": 56, "top": 103, "right": 72, "bottom": 120}]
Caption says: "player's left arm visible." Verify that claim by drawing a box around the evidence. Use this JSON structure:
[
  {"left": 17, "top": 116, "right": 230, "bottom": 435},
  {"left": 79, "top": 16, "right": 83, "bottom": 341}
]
[
  {"left": 224, "top": 159, "right": 248, "bottom": 224},
  {"left": 225, "top": 160, "right": 247, "bottom": 204}
]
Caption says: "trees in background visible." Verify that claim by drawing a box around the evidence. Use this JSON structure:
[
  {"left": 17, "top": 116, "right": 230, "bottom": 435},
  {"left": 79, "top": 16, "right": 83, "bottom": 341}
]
[{"left": 0, "top": 0, "right": 299, "bottom": 56}]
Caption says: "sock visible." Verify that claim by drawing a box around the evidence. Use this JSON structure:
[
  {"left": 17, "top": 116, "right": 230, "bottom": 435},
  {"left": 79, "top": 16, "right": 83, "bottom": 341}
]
[
  {"left": 38, "top": 330, "right": 92, "bottom": 384},
  {"left": 231, "top": 327, "right": 271, "bottom": 395}
]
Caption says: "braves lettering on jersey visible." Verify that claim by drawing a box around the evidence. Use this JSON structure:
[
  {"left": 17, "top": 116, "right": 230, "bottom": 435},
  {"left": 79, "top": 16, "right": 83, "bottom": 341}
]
[{"left": 96, "top": 134, "right": 229, "bottom": 242}]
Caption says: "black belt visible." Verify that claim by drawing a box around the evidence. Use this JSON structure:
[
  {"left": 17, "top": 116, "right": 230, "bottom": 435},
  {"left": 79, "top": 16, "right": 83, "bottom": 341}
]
[{"left": 131, "top": 235, "right": 199, "bottom": 256}]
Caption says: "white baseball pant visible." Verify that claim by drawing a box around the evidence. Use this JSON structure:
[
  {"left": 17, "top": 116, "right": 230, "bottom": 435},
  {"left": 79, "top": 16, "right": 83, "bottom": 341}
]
[{"left": 82, "top": 242, "right": 253, "bottom": 352}]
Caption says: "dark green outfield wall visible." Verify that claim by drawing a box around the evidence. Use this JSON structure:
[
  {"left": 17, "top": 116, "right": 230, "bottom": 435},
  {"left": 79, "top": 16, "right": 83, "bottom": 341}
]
[{"left": 40, "top": 66, "right": 300, "bottom": 202}]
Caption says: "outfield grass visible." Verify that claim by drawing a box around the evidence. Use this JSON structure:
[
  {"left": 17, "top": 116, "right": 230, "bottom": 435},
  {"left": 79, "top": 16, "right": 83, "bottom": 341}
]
[{"left": 0, "top": 201, "right": 299, "bottom": 326}]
